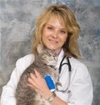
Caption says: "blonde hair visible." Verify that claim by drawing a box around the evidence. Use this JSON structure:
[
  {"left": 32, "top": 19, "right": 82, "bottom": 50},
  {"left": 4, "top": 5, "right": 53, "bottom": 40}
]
[{"left": 32, "top": 4, "right": 81, "bottom": 59}]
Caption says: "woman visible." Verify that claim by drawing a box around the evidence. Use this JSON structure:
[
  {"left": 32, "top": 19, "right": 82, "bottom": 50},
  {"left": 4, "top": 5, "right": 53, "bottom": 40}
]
[{"left": 1, "top": 4, "right": 93, "bottom": 105}]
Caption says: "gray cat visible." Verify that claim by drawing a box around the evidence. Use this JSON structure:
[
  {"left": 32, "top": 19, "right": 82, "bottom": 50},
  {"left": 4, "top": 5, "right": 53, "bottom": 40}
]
[{"left": 15, "top": 45, "right": 59, "bottom": 105}]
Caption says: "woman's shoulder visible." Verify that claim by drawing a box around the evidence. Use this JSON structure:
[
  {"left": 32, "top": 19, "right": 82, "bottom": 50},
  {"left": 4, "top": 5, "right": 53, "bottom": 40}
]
[
  {"left": 16, "top": 54, "right": 35, "bottom": 69},
  {"left": 19, "top": 54, "right": 35, "bottom": 60},
  {"left": 17, "top": 54, "right": 35, "bottom": 62},
  {"left": 70, "top": 57, "right": 87, "bottom": 68},
  {"left": 70, "top": 57, "right": 90, "bottom": 79}
]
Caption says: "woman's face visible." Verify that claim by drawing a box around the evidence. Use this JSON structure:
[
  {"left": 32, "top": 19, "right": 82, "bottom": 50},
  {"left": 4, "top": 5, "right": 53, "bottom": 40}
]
[{"left": 42, "top": 17, "right": 68, "bottom": 54}]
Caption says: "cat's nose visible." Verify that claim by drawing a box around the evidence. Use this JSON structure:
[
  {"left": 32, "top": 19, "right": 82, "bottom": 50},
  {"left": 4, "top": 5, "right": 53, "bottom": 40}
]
[{"left": 55, "top": 57, "right": 57, "bottom": 60}]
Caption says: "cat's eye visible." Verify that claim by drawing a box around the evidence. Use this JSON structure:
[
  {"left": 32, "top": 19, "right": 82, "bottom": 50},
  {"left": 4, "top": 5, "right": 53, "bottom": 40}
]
[{"left": 42, "top": 55, "right": 46, "bottom": 59}]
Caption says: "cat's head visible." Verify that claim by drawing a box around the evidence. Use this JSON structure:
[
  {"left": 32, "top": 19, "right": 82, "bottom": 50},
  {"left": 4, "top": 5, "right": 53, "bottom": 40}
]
[{"left": 37, "top": 44, "right": 57, "bottom": 66}]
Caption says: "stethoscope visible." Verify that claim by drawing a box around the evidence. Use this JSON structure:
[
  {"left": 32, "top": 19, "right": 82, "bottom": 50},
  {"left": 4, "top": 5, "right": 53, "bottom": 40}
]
[{"left": 57, "top": 55, "right": 71, "bottom": 93}]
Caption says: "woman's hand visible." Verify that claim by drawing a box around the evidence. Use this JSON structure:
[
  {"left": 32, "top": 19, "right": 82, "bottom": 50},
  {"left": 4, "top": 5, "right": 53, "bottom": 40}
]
[{"left": 27, "top": 69, "right": 53, "bottom": 99}]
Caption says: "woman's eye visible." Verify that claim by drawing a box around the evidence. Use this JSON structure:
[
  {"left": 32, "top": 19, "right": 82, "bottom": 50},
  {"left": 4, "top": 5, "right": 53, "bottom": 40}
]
[
  {"left": 47, "top": 27, "right": 53, "bottom": 30},
  {"left": 60, "top": 30, "right": 66, "bottom": 34}
]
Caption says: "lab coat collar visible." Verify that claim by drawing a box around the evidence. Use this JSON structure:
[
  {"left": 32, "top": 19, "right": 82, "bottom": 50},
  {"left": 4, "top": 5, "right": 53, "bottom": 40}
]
[{"left": 56, "top": 49, "right": 64, "bottom": 70}]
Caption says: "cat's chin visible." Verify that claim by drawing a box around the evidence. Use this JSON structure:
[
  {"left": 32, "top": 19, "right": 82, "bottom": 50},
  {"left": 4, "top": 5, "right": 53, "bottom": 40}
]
[{"left": 48, "top": 61, "right": 56, "bottom": 66}]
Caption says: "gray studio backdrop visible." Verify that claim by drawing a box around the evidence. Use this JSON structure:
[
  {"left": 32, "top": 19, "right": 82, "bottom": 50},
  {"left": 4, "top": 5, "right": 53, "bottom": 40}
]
[{"left": 0, "top": 0, "right": 100, "bottom": 105}]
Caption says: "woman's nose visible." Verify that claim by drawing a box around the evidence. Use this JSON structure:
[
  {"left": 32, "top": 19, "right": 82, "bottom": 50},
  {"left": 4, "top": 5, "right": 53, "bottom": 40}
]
[{"left": 52, "top": 31, "right": 58, "bottom": 38}]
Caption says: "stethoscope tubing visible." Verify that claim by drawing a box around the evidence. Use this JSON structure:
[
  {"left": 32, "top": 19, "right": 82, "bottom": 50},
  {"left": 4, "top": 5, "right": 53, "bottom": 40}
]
[{"left": 58, "top": 56, "right": 71, "bottom": 93}]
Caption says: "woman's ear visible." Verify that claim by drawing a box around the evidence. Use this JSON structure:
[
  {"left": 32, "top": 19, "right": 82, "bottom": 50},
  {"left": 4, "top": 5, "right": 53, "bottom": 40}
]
[{"left": 37, "top": 44, "right": 44, "bottom": 54}]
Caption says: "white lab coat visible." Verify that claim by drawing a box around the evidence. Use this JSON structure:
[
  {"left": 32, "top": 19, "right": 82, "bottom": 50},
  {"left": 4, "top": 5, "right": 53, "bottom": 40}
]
[{"left": 0, "top": 50, "right": 93, "bottom": 105}]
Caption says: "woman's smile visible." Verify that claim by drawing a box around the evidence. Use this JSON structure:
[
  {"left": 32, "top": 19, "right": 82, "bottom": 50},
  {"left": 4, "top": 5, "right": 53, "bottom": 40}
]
[{"left": 49, "top": 39, "right": 58, "bottom": 44}]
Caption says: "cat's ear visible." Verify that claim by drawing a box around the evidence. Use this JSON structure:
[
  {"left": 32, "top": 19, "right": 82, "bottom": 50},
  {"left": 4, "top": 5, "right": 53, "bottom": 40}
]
[{"left": 37, "top": 44, "right": 44, "bottom": 54}]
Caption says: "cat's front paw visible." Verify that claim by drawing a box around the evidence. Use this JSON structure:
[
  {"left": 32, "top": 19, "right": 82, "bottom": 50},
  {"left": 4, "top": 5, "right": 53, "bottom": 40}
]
[{"left": 56, "top": 82, "right": 63, "bottom": 91}]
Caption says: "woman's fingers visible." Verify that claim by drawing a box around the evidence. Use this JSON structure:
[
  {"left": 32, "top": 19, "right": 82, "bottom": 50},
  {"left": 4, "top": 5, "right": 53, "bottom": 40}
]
[
  {"left": 27, "top": 82, "right": 34, "bottom": 88},
  {"left": 28, "top": 75, "right": 36, "bottom": 86},
  {"left": 27, "top": 82, "right": 39, "bottom": 93},
  {"left": 34, "top": 69, "right": 42, "bottom": 79},
  {"left": 27, "top": 69, "right": 42, "bottom": 88},
  {"left": 28, "top": 75, "right": 39, "bottom": 92},
  {"left": 30, "top": 72, "right": 37, "bottom": 80},
  {"left": 28, "top": 69, "right": 42, "bottom": 82}
]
